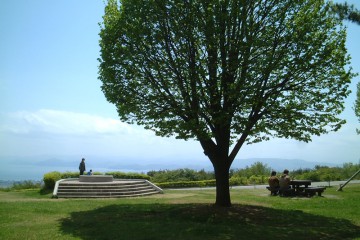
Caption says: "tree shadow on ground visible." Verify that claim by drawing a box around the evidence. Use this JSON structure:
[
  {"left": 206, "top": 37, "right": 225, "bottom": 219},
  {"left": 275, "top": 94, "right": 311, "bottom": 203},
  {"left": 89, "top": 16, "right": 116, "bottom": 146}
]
[{"left": 59, "top": 203, "right": 360, "bottom": 240}]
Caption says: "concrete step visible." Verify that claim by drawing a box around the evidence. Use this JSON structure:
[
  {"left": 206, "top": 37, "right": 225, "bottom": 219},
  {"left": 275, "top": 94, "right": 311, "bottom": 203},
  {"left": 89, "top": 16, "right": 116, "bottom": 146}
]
[
  {"left": 56, "top": 191, "right": 160, "bottom": 198},
  {"left": 57, "top": 186, "right": 151, "bottom": 191},
  {"left": 54, "top": 179, "right": 163, "bottom": 198},
  {"left": 57, "top": 189, "right": 159, "bottom": 197},
  {"left": 57, "top": 186, "right": 154, "bottom": 194},
  {"left": 58, "top": 183, "right": 150, "bottom": 189},
  {"left": 58, "top": 183, "right": 148, "bottom": 188}
]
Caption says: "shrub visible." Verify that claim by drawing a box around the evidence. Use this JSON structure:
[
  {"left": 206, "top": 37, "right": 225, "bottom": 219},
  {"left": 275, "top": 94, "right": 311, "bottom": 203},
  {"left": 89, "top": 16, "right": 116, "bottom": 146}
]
[
  {"left": 105, "top": 171, "right": 150, "bottom": 180},
  {"left": 43, "top": 171, "right": 62, "bottom": 190},
  {"left": 11, "top": 180, "right": 42, "bottom": 190},
  {"left": 0, "top": 180, "right": 42, "bottom": 191},
  {"left": 229, "top": 176, "right": 249, "bottom": 186},
  {"left": 148, "top": 168, "right": 214, "bottom": 183},
  {"left": 300, "top": 172, "right": 321, "bottom": 182},
  {"left": 60, "top": 171, "right": 79, "bottom": 179},
  {"left": 249, "top": 175, "right": 266, "bottom": 184},
  {"left": 156, "top": 180, "right": 216, "bottom": 188}
]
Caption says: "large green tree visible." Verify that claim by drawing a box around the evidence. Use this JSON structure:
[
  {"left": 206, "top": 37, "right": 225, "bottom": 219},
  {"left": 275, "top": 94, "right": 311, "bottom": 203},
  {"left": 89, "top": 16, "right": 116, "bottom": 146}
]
[
  {"left": 330, "top": 1, "right": 360, "bottom": 133},
  {"left": 99, "top": 0, "right": 354, "bottom": 206}
]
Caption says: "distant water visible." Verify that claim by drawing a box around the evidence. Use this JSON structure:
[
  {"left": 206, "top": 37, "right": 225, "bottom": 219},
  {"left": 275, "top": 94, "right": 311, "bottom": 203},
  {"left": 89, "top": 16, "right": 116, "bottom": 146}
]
[
  {"left": 0, "top": 164, "right": 71, "bottom": 182},
  {"left": 0, "top": 156, "right": 205, "bottom": 182},
  {"left": 0, "top": 155, "right": 345, "bottom": 185},
  {"left": 0, "top": 180, "right": 43, "bottom": 188},
  {"left": 0, "top": 166, "right": 141, "bottom": 182},
  {"left": 0, "top": 180, "right": 16, "bottom": 188},
  {"left": 0, "top": 160, "right": 147, "bottom": 185}
]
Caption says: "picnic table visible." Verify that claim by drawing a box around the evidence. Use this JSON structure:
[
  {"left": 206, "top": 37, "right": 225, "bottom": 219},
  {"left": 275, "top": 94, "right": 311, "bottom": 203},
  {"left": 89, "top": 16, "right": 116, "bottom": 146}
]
[
  {"left": 290, "top": 180, "right": 326, "bottom": 196},
  {"left": 267, "top": 180, "right": 326, "bottom": 197},
  {"left": 290, "top": 180, "right": 311, "bottom": 193}
]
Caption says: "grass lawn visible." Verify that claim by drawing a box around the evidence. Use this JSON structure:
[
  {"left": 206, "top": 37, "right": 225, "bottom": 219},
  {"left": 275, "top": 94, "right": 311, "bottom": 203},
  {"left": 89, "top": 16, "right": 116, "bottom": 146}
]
[{"left": 0, "top": 184, "right": 359, "bottom": 240}]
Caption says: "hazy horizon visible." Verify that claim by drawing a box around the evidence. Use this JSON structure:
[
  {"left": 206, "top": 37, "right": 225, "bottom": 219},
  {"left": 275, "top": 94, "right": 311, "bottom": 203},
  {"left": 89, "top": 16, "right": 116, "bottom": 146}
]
[{"left": 1, "top": 155, "right": 356, "bottom": 182}]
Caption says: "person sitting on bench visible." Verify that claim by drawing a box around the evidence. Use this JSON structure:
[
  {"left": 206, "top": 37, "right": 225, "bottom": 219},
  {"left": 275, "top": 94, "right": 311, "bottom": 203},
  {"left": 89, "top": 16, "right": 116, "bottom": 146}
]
[
  {"left": 268, "top": 171, "right": 280, "bottom": 195},
  {"left": 279, "top": 169, "right": 291, "bottom": 196}
]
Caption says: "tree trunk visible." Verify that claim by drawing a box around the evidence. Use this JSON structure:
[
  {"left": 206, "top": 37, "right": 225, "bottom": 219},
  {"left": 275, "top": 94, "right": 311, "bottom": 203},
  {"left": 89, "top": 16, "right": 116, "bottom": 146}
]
[
  {"left": 200, "top": 139, "right": 232, "bottom": 207},
  {"left": 213, "top": 162, "right": 231, "bottom": 207}
]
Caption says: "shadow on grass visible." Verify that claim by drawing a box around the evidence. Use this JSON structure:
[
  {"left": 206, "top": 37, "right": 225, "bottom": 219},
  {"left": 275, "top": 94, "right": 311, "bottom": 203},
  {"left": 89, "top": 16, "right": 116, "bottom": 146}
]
[
  {"left": 39, "top": 188, "right": 52, "bottom": 195},
  {"left": 59, "top": 203, "right": 360, "bottom": 240}
]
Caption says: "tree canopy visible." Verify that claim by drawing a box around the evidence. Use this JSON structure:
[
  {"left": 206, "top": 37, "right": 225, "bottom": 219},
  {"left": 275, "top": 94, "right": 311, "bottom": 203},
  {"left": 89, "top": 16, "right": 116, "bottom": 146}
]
[
  {"left": 99, "top": 0, "right": 355, "bottom": 206},
  {"left": 330, "top": 1, "right": 360, "bottom": 25},
  {"left": 330, "top": 1, "right": 360, "bottom": 133}
]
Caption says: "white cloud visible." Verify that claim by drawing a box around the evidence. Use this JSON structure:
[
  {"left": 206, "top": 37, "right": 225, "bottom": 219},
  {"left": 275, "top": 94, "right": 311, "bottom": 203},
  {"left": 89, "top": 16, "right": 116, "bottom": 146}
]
[
  {"left": 238, "top": 120, "right": 360, "bottom": 164},
  {"left": 0, "top": 109, "right": 358, "bottom": 165},
  {"left": 0, "top": 109, "right": 201, "bottom": 158},
  {"left": 0, "top": 109, "right": 138, "bottom": 136}
]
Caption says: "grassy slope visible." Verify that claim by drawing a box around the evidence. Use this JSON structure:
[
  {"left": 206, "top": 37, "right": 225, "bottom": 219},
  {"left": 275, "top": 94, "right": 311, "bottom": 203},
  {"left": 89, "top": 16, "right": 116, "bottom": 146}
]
[{"left": 0, "top": 184, "right": 359, "bottom": 240}]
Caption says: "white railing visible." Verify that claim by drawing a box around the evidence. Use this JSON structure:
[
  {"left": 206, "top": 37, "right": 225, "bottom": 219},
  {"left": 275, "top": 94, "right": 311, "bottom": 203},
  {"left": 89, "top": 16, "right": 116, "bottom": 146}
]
[{"left": 52, "top": 178, "right": 78, "bottom": 197}]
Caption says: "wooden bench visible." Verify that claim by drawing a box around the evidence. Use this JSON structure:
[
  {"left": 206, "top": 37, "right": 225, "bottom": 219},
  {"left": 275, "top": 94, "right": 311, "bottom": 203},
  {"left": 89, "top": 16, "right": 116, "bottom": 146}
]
[
  {"left": 279, "top": 188, "right": 295, "bottom": 197},
  {"left": 79, "top": 175, "right": 114, "bottom": 182},
  {"left": 304, "top": 187, "right": 326, "bottom": 197},
  {"left": 266, "top": 186, "right": 280, "bottom": 196}
]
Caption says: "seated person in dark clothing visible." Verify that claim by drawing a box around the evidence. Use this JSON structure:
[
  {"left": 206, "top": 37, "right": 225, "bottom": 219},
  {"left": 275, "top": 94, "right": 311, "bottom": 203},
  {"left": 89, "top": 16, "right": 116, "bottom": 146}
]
[
  {"left": 268, "top": 171, "right": 280, "bottom": 195},
  {"left": 279, "top": 169, "right": 292, "bottom": 196}
]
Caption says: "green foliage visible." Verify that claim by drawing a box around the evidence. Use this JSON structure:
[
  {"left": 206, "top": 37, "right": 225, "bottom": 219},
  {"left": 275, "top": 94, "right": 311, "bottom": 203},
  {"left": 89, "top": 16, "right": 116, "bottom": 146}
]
[
  {"left": 156, "top": 180, "right": 216, "bottom": 189},
  {"left": 60, "top": 171, "right": 80, "bottom": 179},
  {"left": 0, "top": 180, "right": 42, "bottom": 191},
  {"left": 99, "top": 0, "right": 354, "bottom": 145},
  {"left": 341, "top": 162, "right": 360, "bottom": 179},
  {"left": 99, "top": 0, "right": 355, "bottom": 206},
  {"left": 43, "top": 171, "right": 62, "bottom": 190},
  {"left": 296, "top": 171, "right": 321, "bottom": 182},
  {"left": 330, "top": 2, "right": 360, "bottom": 134},
  {"left": 59, "top": 171, "right": 104, "bottom": 178},
  {"left": 105, "top": 171, "right": 150, "bottom": 180},
  {"left": 229, "top": 176, "right": 250, "bottom": 186},
  {"left": 331, "top": 2, "right": 360, "bottom": 25},
  {"left": 11, "top": 180, "right": 42, "bottom": 190},
  {"left": 230, "top": 162, "right": 271, "bottom": 178},
  {"left": 292, "top": 163, "right": 359, "bottom": 181},
  {"left": 148, "top": 168, "right": 214, "bottom": 183}
]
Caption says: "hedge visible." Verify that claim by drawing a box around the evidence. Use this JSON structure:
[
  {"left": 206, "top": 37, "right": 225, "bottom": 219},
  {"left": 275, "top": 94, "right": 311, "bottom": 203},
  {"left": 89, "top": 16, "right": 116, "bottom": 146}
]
[
  {"left": 105, "top": 171, "right": 150, "bottom": 180},
  {"left": 156, "top": 178, "right": 264, "bottom": 189},
  {"left": 155, "top": 180, "right": 216, "bottom": 188}
]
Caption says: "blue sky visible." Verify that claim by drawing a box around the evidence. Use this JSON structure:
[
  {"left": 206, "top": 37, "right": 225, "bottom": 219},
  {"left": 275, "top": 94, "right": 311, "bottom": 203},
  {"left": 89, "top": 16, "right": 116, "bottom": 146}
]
[{"left": 0, "top": 0, "right": 359, "bottom": 177}]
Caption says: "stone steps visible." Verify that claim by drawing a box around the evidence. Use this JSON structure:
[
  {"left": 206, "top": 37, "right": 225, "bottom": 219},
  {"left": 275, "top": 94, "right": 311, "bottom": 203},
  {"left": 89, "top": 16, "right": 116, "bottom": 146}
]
[{"left": 53, "top": 179, "right": 163, "bottom": 198}]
